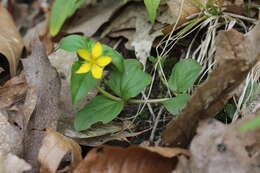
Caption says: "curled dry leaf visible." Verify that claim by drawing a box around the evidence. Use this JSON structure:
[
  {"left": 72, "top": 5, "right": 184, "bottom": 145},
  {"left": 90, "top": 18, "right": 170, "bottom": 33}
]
[
  {"left": 162, "top": 23, "right": 260, "bottom": 147},
  {"left": 0, "top": 5, "right": 24, "bottom": 76},
  {"left": 73, "top": 145, "right": 189, "bottom": 173},
  {"left": 38, "top": 129, "right": 82, "bottom": 173},
  {"left": 0, "top": 152, "right": 31, "bottom": 173},
  {"left": 58, "top": 120, "right": 128, "bottom": 139},
  {"left": 77, "top": 128, "right": 151, "bottom": 147}
]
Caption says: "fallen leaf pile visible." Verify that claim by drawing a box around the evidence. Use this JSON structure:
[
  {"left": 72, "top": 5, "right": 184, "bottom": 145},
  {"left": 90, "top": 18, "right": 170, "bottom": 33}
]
[{"left": 0, "top": 1, "right": 259, "bottom": 173}]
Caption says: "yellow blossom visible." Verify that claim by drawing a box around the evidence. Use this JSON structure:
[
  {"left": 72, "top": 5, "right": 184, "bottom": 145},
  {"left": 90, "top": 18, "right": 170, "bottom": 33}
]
[{"left": 76, "top": 42, "right": 112, "bottom": 79}]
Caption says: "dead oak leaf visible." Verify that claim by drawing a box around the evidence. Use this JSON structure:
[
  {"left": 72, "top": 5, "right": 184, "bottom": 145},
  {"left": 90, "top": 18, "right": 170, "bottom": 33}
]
[{"left": 38, "top": 129, "right": 82, "bottom": 173}]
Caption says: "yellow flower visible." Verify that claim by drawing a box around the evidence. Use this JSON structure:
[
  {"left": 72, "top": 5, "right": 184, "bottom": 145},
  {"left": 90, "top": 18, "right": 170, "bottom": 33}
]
[{"left": 76, "top": 42, "right": 112, "bottom": 79}]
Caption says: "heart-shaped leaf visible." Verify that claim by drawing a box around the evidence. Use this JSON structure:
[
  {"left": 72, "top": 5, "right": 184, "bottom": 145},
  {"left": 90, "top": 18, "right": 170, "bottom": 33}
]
[
  {"left": 106, "top": 59, "right": 152, "bottom": 100},
  {"left": 168, "top": 59, "right": 202, "bottom": 93},
  {"left": 59, "top": 35, "right": 88, "bottom": 52},
  {"left": 74, "top": 96, "right": 124, "bottom": 131},
  {"left": 71, "top": 62, "right": 99, "bottom": 104},
  {"left": 162, "top": 94, "right": 190, "bottom": 115}
]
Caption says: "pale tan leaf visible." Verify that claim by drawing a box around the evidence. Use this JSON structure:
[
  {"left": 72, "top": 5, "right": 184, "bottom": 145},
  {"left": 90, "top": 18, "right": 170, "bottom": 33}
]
[
  {"left": 38, "top": 129, "right": 82, "bottom": 173},
  {"left": 0, "top": 152, "right": 31, "bottom": 173},
  {"left": 0, "top": 5, "right": 24, "bottom": 76},
  {"left": 142, "top": 146, "right": 191, "bottom": 158}
]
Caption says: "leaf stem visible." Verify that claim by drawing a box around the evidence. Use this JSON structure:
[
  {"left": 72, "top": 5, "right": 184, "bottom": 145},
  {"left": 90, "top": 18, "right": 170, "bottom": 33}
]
[
  {"left": 128, "top": 98, "right": 171, "bottom": 104},
  {"left": 96, "top": 86, "right": 123, "bottom": 102},
  {"left": 96, "top": 86, "right": 171, "bottom": 103}
]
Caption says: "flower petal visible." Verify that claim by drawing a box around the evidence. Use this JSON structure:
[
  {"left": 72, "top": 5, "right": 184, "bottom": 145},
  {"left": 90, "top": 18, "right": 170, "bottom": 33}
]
[
  {"left": 96, "top": 56, "right": 112, "bottom": 67},
  {"left": 75, "top": 63, "right": 91, "bottom": 74},
  {"left": 92, "top": 42, "right": 102, "bottom": 59},
  {"left": 77, "top": 49, "right": 91, "bottom": 61},
  {"left": 91, "top": 64, "right": 103, "bottom": 79}
]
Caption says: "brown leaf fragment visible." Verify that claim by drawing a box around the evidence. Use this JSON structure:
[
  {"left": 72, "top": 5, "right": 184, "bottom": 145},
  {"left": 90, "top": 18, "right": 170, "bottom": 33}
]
[
  {"left": 142, "top": 146, "right": 191, "bottom": 158},
  {"left": 73, "top": 145, "right": 181, "bottom": 173},
  {"left": 0, "top": 5, "right": 24, "bottom": 76},
  {"left": 0, "top": 152, "right": 31, "bottom": 173},
  {"left": 0, "top": 74, "right": 37, "bottom": 155},
  {"left": 0, "top": 110, "right": 24, "bottom": 155},
  {"left": 164, "top": 0, "right": 224, "bottom": 34},
  {"left": 67, "top": 0, "right": 124, "bottom": 37},
  {"left": 162, "top": 23, "right": 260, "bottom": 148},
  {"left": 38, "top": 129, "right": 82, "bottom": 173},
  {"left": 22, "top": 40, "right": 61, "bottom": 173},
  {"left": 77, "top": 128, "right": 150, "bottom": 147},
  {"left": 173, "top": 109, "right": 260, "bottom": 173},
  {"left": 0, "top": 74, "right": 27, "bottom": 109}
]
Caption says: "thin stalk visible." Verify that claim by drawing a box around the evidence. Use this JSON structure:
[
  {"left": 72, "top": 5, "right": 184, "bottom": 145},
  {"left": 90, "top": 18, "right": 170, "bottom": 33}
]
[
  {"left": 96, "top": 86, "right": 122, "bottom": 102},
  {"left": 96, "top": 86, "right": 171, "bottom": 104}
]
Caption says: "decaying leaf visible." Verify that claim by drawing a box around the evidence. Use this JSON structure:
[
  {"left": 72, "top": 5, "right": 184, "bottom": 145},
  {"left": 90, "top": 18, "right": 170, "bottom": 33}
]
[
  {"left": 0, "top": 74, "right": 27, "bottom": 109},
  {"left": 73, "top": 145, "right": 188, "bottom": 173},
  {"left": 58, "top": 120, "right": 131, "bottom": 139},
  {"left": 164, "top": 0, "right": 224, "bottom": 34},
  {"left": 38, "top": 129, "right": 82, "bottom": 173},
  {"left": 0, "top": 110, "right": 24, "bottom": 155},
  {"left": 0, "top": 5, "right": 24, "bottom": 76},
  {"left": 67, "top": 0, "right": 124, "bottom": 37},
  {"left": 76, "top": 128, "right": 150, "bottom": 147},
  {"left": 162, "top": 23, "right": 260, "bottom": 147},
  {"left": 0, "top": 152, "right": 31, "bottom": 173},
  {"left": 0, "top": 74, "right": 37, "bottom": 155},
  {"left": 22, "top": 40, "right": 61, "bottom": 172},
  {"left": 101, "top": 3, "right": 164, "bottom": 65},
  {"left": 173, "top": 109, "right": 260, "bottom": 173}
]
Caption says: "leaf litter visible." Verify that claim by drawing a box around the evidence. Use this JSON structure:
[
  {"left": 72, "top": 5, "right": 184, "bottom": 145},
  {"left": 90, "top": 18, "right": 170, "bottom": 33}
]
[{"left": 0, "top": 1, "right": 260, "bottom": 173}]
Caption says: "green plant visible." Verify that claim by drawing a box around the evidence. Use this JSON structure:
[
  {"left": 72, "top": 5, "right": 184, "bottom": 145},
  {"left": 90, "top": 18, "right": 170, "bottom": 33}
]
[
  {"left": 240, "top": 116, "right": 260, "bottom": 131},
  {"left": 50, "top": 0, "right": 85, "bottom": 36},
  {"left": 60, "top": 35, "right": 202, "bottom": 131}
]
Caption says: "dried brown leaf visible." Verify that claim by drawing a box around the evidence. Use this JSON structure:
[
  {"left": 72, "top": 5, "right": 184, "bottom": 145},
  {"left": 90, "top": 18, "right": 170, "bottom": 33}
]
[
  {"left": 0, "top": 74, "right": 37, "bottom": 155},
  {"left": 22, "top": 40, "right": 61, "bottom": 172},
  {"left": 38, "top": 129, "right": 82, "bottom": 173},
  {"left": 73, "top": 145, "right": 181, "bottom": 173},
  {"left": 142, "top": 146, "right": 191, "bottom": 158},
  {"left": 67, "top": 0, "right": 124, "bottom": 37},
  {"left": 164, "top": 0, "right": 224, "bottom": 34},
  {"left": 173, "top": 109, "right": 260, "bottom": 173},
  {"left": 162, "top": 23, "right": 260, "bottom": 147},
  {"left": 0, "top": 5, "right": 24, "bottom": 76},
  {"left": 77, "top": 128, "right": 150, "bottom": 147}
]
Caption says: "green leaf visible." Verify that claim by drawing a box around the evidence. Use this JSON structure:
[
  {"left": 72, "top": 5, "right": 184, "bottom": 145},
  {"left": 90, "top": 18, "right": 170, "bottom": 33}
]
[
  {"left": 144, "top": 0, "right": 161, "bottom": 24},
  {"left": 60, "top": 35, "right": 87, "bottom": 52},
  {"left": 74, "top": 96, "right": 124, "bottom": 131},
  {"left": 240, "top": 116, "right": 260, "bottom": 131},
  {"left": 168, "top": 59, "right": 202, "bottom": 93},
  {"left": 106, "top": 59, "right": 152, "bottom": 100},
  {"left": 103, "top": 45, "right": 124, "bottom": 72},
  {"left": 223, "top": 104, "right": 236, "bottom": 119},
  {"left": 71, "top": 62, "right": 99, "bottom": 104},
  {"left": 50, "top": 0, "right": 85, "bottom": 36},
  {"left": 162, "top": 94, "right": 190, "bottom": 115}
]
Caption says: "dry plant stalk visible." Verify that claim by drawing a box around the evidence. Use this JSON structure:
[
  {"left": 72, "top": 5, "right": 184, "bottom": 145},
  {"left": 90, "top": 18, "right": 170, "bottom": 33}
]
[{"left": 162, "top": 23, "right": 260, "bottom": 148}]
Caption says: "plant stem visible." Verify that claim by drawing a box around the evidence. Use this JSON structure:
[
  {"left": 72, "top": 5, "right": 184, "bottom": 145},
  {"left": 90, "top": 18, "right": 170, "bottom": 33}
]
[
  {"left": 96, "top": 86, "right": 172, "bottom": 103},
  {"left": 96, "top": 86, "right": 122, "bottom": 102},
  {"left": 128, "top": 98, "right": 171, "bottom": 104}
]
